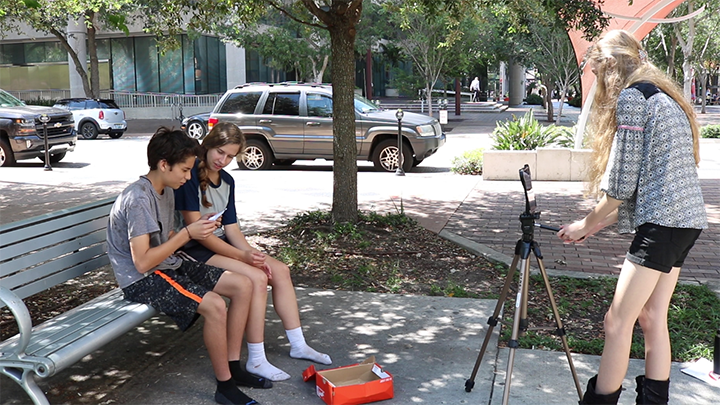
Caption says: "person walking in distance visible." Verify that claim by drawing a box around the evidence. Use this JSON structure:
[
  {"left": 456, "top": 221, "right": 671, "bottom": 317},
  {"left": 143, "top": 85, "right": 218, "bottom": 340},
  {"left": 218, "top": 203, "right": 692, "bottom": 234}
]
[
  {"left": 558, "top": 30, "right": 707, "bottom": 405},
  {"left": 470, "top": 76, "right": 480, "bottom": 102}
]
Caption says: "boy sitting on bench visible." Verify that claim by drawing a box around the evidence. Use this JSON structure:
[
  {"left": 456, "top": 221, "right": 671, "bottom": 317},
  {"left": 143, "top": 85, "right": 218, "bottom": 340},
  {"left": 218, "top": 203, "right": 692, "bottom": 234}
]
[{"left": 107, "top": 127, "right": 262, "bottom": 405}]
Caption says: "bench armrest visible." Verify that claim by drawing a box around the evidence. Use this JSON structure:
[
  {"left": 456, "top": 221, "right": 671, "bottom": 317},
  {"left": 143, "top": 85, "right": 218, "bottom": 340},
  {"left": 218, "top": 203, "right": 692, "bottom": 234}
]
[{"left": 0, "top": 286, "right": 32, "bottom": 356}]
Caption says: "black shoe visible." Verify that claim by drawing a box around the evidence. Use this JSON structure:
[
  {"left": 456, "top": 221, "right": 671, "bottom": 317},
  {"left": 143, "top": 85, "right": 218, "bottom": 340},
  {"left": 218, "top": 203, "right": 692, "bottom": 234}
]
[
  {"left": 635, "top": 375, "right": 669, "bottom": 405},
  {"left": 234, "top": 369, "right": 273, "bottom": 389},
  {"left": 580, "top": 375, "right": 622, "bottom": 405},
  {"left": 214, "top": 389, "right": 258, "bottom": 405}
]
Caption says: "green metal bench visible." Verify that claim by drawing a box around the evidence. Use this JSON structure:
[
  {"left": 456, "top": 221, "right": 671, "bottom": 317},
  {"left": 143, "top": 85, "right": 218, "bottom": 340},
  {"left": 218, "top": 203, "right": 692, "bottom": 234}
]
[{"left": 0, "top": 197, "right": 157, "bottom": 405}]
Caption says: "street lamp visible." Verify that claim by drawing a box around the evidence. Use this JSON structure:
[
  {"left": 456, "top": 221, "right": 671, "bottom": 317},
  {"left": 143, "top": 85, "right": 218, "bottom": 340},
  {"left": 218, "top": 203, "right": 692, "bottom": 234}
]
[
  {"left": 395, "top": 109, "right": 405, "bottom": 176},
  {"left": 39, "top": 114, "right": 52, "bottom": 171}
]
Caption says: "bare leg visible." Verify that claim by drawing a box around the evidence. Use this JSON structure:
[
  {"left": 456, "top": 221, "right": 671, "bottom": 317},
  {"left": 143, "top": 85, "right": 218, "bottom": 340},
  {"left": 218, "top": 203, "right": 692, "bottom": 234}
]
[
  {"left": 637, "top": 266, "right": 681, "bottom": 381},
  {"left": 196, "top": 291, "right": 233, "bottom": 381},
  {"left": 595, "top": 260, "right": 662, "bottom": 394},
  {"left": 212, "top": 271, "right": 253, "bottom": 362},
  {"left": 208, "top": 255, "right": 268, "bottom": 344},
  {"left": 265, "top": 256, "right": 301, "bottom": 330}
]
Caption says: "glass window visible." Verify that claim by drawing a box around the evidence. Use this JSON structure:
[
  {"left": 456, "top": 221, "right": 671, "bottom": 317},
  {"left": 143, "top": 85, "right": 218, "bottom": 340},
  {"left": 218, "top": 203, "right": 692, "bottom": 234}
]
[
  {"left": 69, "top": 100, "right": 87, "bottom": 109},
  {"left": 0, "top": 44, "right": 25, "bottom": 65},
  {"left": 307, "top": 93, "right": 333, "bottom": 117},
  {"left": 262, "top": 93, "right": 299, "bottom": 116},
  {"left": 218, "top": 92, "right": 262, "bottom": 114},
  {"left": 135, "top": 36, "right": 160, "bottom": 93},
  {"left": 98, "top": 100, "right": 120, "bottom": 109}
]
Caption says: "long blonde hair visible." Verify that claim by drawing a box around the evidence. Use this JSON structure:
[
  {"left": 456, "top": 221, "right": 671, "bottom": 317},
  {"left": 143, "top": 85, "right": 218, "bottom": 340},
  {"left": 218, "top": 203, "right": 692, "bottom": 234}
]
[{"left": 585, "top": 30, "right": 700, "bottom": 196}]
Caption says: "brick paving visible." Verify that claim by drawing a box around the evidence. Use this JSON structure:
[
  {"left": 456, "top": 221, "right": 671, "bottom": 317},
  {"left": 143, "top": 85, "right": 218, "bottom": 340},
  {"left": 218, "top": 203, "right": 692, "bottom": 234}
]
[{"left": 444, "top": 174, "right": 720, "bottom": 284}]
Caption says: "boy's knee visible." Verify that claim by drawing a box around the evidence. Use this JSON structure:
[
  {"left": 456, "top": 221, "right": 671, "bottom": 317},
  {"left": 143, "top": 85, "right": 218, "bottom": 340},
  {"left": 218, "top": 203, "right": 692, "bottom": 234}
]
[{"left": 201, "top": 292, "right": 227, "bottom": 318}]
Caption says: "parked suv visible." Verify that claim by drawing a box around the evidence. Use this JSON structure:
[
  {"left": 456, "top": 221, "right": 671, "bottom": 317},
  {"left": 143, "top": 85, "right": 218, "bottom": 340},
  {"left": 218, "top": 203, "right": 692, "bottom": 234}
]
[
  {"left": 208, "top": 83, "right": 446, "bottom": 172},
  {"left": 54, "top": 98, "right": 127, "bottom": 139},
  {"left": 0, "top": 89, "right": 76, "bottom": 167}
]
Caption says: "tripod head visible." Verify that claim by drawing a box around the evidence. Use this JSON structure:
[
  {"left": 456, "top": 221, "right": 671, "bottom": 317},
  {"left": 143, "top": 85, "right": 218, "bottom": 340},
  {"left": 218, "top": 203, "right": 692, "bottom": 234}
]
[{"left": 518, "top": 165, "right": 559, "bottom": 240}]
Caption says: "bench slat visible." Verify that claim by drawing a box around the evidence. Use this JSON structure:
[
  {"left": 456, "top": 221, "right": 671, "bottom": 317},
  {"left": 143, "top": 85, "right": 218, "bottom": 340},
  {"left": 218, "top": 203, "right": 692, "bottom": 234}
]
[
  {"left": 27, "top": 291, "right": 141, "bottom": 356},
  {"left": 0, "top": 217, "right": 108, "bottom": 263},
  {"left": 9, "top": 256, "right": 111, "bottom": 302},
  {"left": 0, "top": 203, "right": 113, "bottom": 247},
  {"left": 0, "top": 230, "right": 107, "bottom": 278},
  {"left": 0, "top": 288, "right": 158, "bottom": 376},
  {"left": 0, "top": 198, "right": 115, "bottom": 247},
  {"left": 3, "top": 243, "right": 107, "bottom": 291}
]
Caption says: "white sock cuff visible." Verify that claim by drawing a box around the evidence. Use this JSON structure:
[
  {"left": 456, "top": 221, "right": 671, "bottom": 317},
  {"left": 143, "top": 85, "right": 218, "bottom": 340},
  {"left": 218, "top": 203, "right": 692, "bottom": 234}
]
[
  {"left": 247, "top": 342, "right": 267, "bottom": 362},
  {"left": 286, "top": 327, "right": 306, "bottom": 346}
]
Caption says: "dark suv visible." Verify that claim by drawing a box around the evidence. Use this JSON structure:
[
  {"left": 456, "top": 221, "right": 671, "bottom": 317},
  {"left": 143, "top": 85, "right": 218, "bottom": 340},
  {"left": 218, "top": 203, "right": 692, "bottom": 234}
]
[
  {"left": 208, "top": 83, "right": 446, "bottom": 172},
  {"left": 0, "top": 89, "right": 76, "bottom": 167}
]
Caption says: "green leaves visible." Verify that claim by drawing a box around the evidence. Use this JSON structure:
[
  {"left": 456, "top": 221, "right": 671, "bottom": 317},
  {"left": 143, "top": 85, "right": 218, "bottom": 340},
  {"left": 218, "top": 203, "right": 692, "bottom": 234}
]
[{"left": 491, "top": 109, "right": 565, "bottom": 150}]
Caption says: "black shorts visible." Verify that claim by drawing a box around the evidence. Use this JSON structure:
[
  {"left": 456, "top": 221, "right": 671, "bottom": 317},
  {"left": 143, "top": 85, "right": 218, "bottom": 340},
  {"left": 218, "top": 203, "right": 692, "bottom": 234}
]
[
  {"left": 626, "top": 223, "right": 702, "bottom": 273},
  {"left": 178, "top": 236, "right": 228, "bottom": 263},
  {"left": 122, "top": 260, "right": 225, "bottom": 331}
]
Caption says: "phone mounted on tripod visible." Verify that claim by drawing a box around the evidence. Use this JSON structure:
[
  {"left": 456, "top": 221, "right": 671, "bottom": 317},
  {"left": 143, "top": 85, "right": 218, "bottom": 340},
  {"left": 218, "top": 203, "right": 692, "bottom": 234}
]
[{"left": 519, "top": 164, "right": 560, "bottom": 234}]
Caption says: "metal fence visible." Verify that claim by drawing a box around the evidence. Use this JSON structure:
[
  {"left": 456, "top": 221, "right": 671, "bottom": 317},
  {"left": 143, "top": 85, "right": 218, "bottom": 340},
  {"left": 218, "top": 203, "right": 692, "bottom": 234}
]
[{"left": 7, "top": 89, "right": 222, "bottom": 109}]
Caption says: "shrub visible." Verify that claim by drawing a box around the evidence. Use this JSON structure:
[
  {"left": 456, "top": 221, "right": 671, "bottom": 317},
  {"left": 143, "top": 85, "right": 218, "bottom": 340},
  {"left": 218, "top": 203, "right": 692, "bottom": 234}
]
[
  {"left": 492, "top": 110, "right": 564, "bottom": 150},
  {"left": 567, "top": 96, "right": 582, "bottom": 108},
  {"left": 22, "top": 97, "right": 58, "bottom": 107},
  {"left": 526, "top": 93, "right": 544, "bottom": 105},
  {"left": 701, "top": 124, "right": 720, "bottom": 138},
  {"left": 451, "top": 148, "right": 484, "bottom": 175}
]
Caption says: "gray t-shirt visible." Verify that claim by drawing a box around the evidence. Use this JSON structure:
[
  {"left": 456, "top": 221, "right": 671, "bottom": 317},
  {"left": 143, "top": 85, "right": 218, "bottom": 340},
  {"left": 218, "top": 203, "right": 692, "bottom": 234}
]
[{"left": 107, "top": 176, "right": 182, "bottom": 288}]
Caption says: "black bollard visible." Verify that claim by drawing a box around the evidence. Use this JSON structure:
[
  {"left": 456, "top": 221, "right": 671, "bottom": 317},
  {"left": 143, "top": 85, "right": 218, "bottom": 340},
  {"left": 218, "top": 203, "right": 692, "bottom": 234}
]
[{"left": 714, "top": 329, "right": 720, "bottom": 375}]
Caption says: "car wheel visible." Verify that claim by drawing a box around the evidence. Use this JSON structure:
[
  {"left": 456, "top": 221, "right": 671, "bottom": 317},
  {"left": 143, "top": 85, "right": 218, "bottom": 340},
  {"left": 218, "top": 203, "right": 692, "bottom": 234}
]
[
  {"left": 275, "top": 159, "right": 296, "bottom": 166},
  {"left": 238, "top": 139, "right": 273, "bottom": 170},
  {"left": 108, "top": 132, "right": 124, "bottom": 139},
  {"left": 186, "top": 121, "right": 206, "bottom": 139},
  {"left": 372, "top": 139, "right": 412, "bottom": 173},
  {"left": 0, "top": 138, "right": 16, "bottom": 167},
  {"left": 39, "top": 152, "right": 66, "bottom": 164},
  {"left": 80, "top": 122, "right": 99, "bottom": 139}
]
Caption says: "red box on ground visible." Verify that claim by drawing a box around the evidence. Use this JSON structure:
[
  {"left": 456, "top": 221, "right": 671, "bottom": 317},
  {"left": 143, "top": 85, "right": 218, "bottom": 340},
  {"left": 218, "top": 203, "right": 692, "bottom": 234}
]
[{"left": 302, "top": 356, "right": 394, "bottom": 405}]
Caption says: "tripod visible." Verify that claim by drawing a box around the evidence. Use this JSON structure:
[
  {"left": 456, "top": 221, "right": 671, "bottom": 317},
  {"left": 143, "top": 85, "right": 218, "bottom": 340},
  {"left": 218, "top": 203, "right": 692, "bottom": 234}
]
[{"left": 464, "top": 165, "right": 583, "bottom": 404}]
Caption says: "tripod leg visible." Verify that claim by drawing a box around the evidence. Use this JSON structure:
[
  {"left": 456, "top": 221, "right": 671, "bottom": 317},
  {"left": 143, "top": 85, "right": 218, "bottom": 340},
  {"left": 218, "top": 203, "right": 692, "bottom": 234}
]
[
  {"left": 465, "top": 253, "right": 520, "bottom": 392},
  {"left": 534, "top": 254, "right": 583, "bottom": 400},
  {"left": 501, "top": 256, "right": 531, "bottom": 405}
]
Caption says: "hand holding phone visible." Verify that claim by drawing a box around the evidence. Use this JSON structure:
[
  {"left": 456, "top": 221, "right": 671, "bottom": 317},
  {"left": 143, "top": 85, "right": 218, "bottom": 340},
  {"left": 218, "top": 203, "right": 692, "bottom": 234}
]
[{"left": 209, "top": 208, "right": 226, "bottom": 221}]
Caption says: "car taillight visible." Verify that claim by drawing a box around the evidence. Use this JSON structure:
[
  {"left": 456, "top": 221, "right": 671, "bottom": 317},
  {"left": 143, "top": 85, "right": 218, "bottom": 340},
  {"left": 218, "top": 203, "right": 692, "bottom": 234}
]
[
  {"left": 208, "top": 117, "right": 218, "bottom": 130},
  {"left": 99, "top": 110, "right": 104, "bottom": 120}
]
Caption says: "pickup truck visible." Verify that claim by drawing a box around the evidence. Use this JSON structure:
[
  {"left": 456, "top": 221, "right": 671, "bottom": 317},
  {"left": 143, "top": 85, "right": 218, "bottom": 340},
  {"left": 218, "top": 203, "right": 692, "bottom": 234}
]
[{"left": 0, "top": 89, "right": 77, "bottom": 167}]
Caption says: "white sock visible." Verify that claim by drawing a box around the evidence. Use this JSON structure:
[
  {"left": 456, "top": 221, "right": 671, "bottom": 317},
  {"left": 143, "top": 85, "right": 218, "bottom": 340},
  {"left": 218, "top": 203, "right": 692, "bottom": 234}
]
[
  {"left": 245, "top": 342, "right": 290, "bottom": 381},
  {"left": 286, "top": 327, "right": 332, "bottom": 365}
]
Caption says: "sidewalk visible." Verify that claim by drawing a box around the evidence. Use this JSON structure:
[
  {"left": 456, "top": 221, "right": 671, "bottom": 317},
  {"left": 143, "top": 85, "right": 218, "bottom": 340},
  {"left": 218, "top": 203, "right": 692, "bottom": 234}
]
[{"left": 1, "top": 103, "right": 719, "bottom": 405}]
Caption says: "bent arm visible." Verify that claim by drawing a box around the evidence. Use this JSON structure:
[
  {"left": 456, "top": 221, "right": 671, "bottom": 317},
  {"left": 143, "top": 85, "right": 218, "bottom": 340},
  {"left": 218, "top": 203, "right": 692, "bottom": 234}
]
[
  {"left": 129, "top": 232, "right": 190, "bottom": 273},
  {"left": 180, "top": 210, "right": 255, "bottom": 263}
]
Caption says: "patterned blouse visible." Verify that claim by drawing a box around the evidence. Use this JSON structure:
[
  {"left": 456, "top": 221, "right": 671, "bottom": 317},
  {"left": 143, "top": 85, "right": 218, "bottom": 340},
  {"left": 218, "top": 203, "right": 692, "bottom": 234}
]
[{"left": 600, "top": 82, "right": 708, "bottom": 234}]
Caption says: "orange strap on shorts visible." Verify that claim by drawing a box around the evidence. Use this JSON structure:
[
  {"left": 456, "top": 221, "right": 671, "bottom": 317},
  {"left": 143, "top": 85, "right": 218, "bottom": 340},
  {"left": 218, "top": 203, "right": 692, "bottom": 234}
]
[{"left": 155, "top": 270, "right": 203, "bottom": 303}]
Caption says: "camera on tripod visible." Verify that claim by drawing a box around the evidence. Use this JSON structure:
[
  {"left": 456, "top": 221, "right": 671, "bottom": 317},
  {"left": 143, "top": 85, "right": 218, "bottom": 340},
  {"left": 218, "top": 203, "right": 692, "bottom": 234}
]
[{"left": 464, "top": 164, "right": 581, "bottom": 404}]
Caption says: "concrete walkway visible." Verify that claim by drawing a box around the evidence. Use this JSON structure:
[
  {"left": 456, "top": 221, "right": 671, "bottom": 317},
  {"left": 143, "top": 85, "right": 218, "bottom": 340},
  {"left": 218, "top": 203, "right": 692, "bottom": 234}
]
[{"left": 1, "top": 102, "right": 719, "bottom": 405}]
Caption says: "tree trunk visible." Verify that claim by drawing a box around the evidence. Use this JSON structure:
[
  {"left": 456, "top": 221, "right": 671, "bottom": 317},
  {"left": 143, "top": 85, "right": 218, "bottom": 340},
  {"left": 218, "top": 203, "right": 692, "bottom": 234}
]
[
  {"left": 329, "top": 21, "right": 358, "bottom": 224},
  {"left": 545, "top": 81, "right": 554, "bottom": 122},
  {"left": 50, "top": 27, "right": 92, "bottom": 98},
  {"left": 86, "top": 12, "right": 100, "bottom": 98}
]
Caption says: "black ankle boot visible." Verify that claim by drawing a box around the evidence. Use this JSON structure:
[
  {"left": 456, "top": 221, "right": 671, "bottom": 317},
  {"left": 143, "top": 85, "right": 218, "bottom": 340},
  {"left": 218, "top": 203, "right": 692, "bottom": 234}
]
[
  {"left": 579, "top": 375, "right": 622, "bottom": 405},
  {"left": 635, "top": 375, "right": 645, "bottom": 405},
  {"left": 635, "top": 375, "right": 669, "bottom": 404}
]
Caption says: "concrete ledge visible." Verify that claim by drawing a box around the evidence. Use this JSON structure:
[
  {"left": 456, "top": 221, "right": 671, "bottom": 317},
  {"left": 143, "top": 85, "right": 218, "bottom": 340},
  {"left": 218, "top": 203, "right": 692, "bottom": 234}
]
[{"left": 483, "top": 148, "right": 591, "bottom": 181}]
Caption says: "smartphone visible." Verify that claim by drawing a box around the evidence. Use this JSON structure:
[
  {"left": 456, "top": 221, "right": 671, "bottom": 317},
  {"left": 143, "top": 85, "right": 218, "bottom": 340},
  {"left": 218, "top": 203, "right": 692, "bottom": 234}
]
[{"left": 209, "top": 208, "right": 226, "bottom": 221}]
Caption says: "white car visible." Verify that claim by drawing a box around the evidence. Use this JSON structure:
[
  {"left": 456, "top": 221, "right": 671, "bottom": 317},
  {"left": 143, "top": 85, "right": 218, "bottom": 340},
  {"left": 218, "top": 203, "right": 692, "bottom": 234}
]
[{"left": 53, "top": 98, "right": 127, "bottom": 139}]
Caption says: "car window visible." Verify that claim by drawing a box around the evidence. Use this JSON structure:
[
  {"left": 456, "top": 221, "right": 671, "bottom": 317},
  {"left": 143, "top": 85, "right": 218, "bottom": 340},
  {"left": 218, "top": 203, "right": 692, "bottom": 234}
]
[
  {"left": 307, "top": 93, "right": 333, "bottom": 118},
  {"left": 354, "top": 95, "right": 379, "bottom": 113},
  {"left": 0, "top": 90, "right": 25, "bottom": 107},
  {"left": 98, "top": 100, "right": 120, "bottom": 109},
  {"left": 262, "top": 93, "right": 300, "bottom": 116},
  {"left": 68, "top": 100, "right": 86, "bottom": 109},
  {"left": 219, "top": 92, "right": 262, "bottom": 114}
]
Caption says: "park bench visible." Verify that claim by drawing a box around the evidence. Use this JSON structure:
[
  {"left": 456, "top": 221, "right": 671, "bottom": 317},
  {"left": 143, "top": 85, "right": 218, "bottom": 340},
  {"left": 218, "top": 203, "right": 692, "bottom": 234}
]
[{"left": 0, "top": 197, "right": 157, "bottom": 405}]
